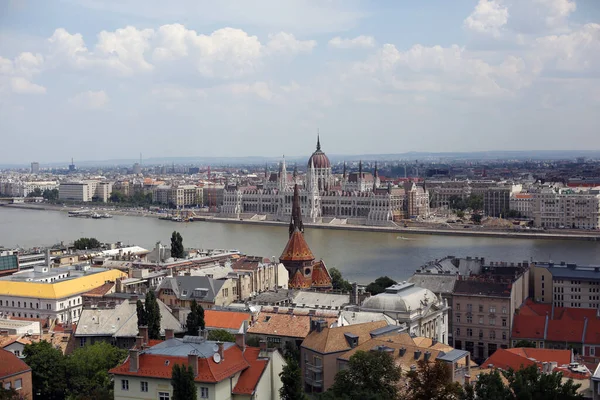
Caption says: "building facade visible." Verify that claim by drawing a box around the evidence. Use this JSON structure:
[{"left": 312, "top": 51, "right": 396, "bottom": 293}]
[
  {"left": 532, "top": 186, "right": 600, "bottom": 229},
  {"left": 58, "top": 180, "right": 113, "bottom": 202},
  {"left": 531, "top": 262, "right": 600, "bottom": 308}
]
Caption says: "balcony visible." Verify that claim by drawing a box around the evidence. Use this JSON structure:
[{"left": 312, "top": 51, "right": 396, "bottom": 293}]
[
  {"left": 304, "top": 375, "right": 323, "bottom": 388},
  {"left": 305, "top": 362, "right": 323, "bottom": 373}
]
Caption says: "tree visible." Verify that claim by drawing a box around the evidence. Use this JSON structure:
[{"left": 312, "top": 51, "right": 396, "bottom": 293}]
[
  {"left": 171, "top": 364, "right": 197, "bottom": 400},
  {"left": 43, "top": 188, "right": 59, "bottom": 201},
  {"left": 471, "top": 213, "right": 482, "bottom": 224},
  {"left": 207, "top": 329, "right": 235, "bottom": 342},
  {"left": 73, "top": 237, "right": 101, "bottom": 250},
  {"left": 65, "top": 342, "right": 127, "bottom": 400},
  {"left": 0, "top": 387, "right": 26, "bottom": 400},
  {"left": 474, "top": 369, "right": 512, "bottom": 400},
  {"left": 186, "top": 300, "right": 205, "bottom": 336},
  {"left": 326, "top": 350, "right": 401, "bottom": 400},
  {"left": 330, "top": 267, "right": 353, "bottom": 292},
  {"left": 502, "top": 364, "right": 583, "bottom": 400},
  {"left": 171, "top": 231, "right": 184, "bottom": 258},
  {"left": 366, "top": 276, "right": 397, "bottom": 295},
  {"left": 23, "top": 340, "right": 67, "bottom": 400},
  {"left": 145, "top": 291, "right": 162, "bottom": 340},
  {"left": 466, "top": 194, "right": 483, "bottom": 211},
  {"left": 456, "top": 210, "right": 465, "bottom": 219},
  {"left": 513, "top": 340, "right": 536, "bottom": 348},
  {"left": 448, "top": 196, "right": 467, "bottom": 211},
  {"left": 27, "top": 188, "right": 43, "bottom": 197},
  {"left": 279, "top": 357, "right": 307, "bottom": 400},
  {"left": 404, "top": 359, "right": 464, "bottom": 400},
  {"left": 109, "top": 191, "right": 125, "bottom": 203},
  {"left": 136, "top": 300, "right": 147, "bottom": 328}
]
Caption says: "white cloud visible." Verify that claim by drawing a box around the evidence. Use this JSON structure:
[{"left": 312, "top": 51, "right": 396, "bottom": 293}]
[
  {"left": 328, "top": 35, "right": 376, "bottom": 49},
  {"left": 533, "top": 0, "right": 576, "bottom": 29},
  {"left": 10, "top": 77, "right": 46, "bottom": 94},
  {"left": 0, "top": 52, "right": 46, "bottom": 95},
  {"left": 464, "top": 0, "right": 509, "bottom": 37},
  {"left": 266, "top": 32, "right": 316, "bottom": 55},
  {"left": 535, "top": 23, "right": 600, "bottom": 73},
  {"left": 69, "top": 90, "right": 109, "bottom": 109},
  {"left": 95, "top": 26, "right": 154, "bottom": 73},
  {"left": 226, "top": 82, "right": 275, "bottom": 101}
]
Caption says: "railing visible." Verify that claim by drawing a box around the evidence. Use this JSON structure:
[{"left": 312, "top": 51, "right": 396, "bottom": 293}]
[
  {"left": 305, "top": 362, "right": 323, "bottom": 373},
  {"left": 304, "top": 375, "right": 323, "bottom": 387}
]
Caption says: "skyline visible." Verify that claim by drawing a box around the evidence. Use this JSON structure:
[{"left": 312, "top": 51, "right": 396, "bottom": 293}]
[{"left": 1, "top": 0, "right": 600, "bottom": 163}]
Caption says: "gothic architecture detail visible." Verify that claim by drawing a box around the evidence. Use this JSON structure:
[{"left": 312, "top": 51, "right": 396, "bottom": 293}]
[{"left": 222, "top": 136, "right": 430, "bottom": 225}]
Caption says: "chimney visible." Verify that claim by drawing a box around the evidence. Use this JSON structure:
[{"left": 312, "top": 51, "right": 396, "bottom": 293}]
[
  {"left": 188, "top": 352, "right": 198, "bottom": 377},
  {"left": 399, "top": 347, "right": 407, "bottom": 357},
  {"left": 414, "top": 350, "right": 422, "bottom": 360},
  {"left": 235, "top": 332, "right": 246, "bottom": 351},
  {"left": 165, "top": 328, "right": 174, "bottom": 340},
  {"left": 259, "top": 340, "right": 267, "bottom": 352},
  {"left": 139, "top": 326, "right": 149, "bottom": 346},
  {"left": 135, "top": 336, "right": 143, "bottom": 349},
  {"left": 129, "top": 349, "right": 140, "bottom": 372},
  {"left": 464, "top": 374, "right": 471, "bottom": 385},
  {"left": 217, "top": 342, "right": 225, "bottom": 361},
  {"left": 432, "top": 338, "right": 437, "bottom": 346},
  {"left": 424, "top": 351, "right": 431, "bottom": 361}
]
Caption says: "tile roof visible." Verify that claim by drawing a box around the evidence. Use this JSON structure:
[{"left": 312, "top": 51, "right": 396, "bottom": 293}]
[
  {"left": 204, "top": 310, "right": 251, "bottom": 331},
  {"left": 279, "top": 231, "right": 315, "bottom": 263},
  {"left": 453, "top": 280, "right": 512, "bottom": 297},
  {"left": 82, "top": 281, "right": 116, "bottom": 298},
  {"left": 232, "top": 347, "right": 268, "bottom": 395},
  {"left": 584, "top": 319, "right": 600, "bottom": 344},
  {"left": 512, "top": 314, "right": 547, "bottom": 339},
  {"left": 301, "top": 321, "right": 388, "bottom": 354},
  {"left": 506, "top": 348, "right": 571, "bottom": 365},
  {"left": 546, "top": 319, "right": 585, "bottom": 342},
  {"left": 0, "top": 349, "right": 31, "bottom": 378},
  {"left": 248, "top": 312, "right": 337, "bottom": 339},
  {"left": 480, "top": 348, "right": 536, "bottom": 370},
  {"left": 156, "top": 276, "right": 225, "bottom": 302},
  {"left": 310, "top": 261, "right": 332, "bottom": 289}
]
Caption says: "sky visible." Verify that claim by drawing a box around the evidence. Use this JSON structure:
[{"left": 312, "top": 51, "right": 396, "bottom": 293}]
[{"left": 0, "top": 0, "right": 599, "bottom": 164}]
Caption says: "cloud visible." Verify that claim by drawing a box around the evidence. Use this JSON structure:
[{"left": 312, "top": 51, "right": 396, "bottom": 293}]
[
  {"left": 329, "top": 35, "right": 376, "bottom": 49},
  {"left": 10, "top": 77, "right": 46, "bottom": 94},
  {"left": 464, "top": 0, "right": 509, "bottom": 37},
  {"left": 69, "top": 90, "right": 109, "bottom": 109},
  {"left": 266, "top": 32, "right": 316, "bottom": 55},
  {"left": 535, "top": 23, "right": 600, "bottom": 74},
  {"left": 0, "top": 52, "right": 46, "bottom": 95}
]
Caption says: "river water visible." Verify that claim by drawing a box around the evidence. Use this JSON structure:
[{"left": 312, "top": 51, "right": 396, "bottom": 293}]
[{"left": 1, "top": 207, "right": 600, "bottom": 284}]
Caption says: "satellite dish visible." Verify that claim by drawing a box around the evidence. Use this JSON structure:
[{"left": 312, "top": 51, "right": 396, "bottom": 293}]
[
  {"left": 212, "top": 344, "right": 219, "bottom": 352},
  {"left": 213, "top": 353, "right": 221, "bottom": 364}
]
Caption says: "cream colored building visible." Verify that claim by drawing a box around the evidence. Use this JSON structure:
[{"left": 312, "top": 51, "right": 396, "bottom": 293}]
[
  {"left": 59, "top": 180, "right": 113, "bottom": 202},
  {"left": 531, "top": 261, "right": 600, "bottom": 308},
  {"left": 152, "top": 185, "right": 203, "bottom": 207},
  {"left": 532, "top": 187, "right": 600, "bottom": 229}
]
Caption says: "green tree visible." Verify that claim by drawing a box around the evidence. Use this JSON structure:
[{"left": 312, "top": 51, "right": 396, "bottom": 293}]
[
  {"left": 329, "top": 267, "right": 353, "bottom": 292},
  {"left": 27, "top": 188, "right": 43, "bottom": 197},
  {"left": 326, "top": 350, "right": 401, "bottom": 400},
  {"left": 171, "top": 231, "right": 184, "bottom": 258},
  {"left": 136, "top": 300, "right": 147, "bottom": 328},
  {"left": 279, "top": 357, "right": 307, "bottom": 400},
  {"left": 73, "top": 237, "right": 101, "bottom": 250},
  {"left": 145, "top": 291, "right": 162, "bottom": 340},
  {"left": 65, "top": 342, "right": 127, "bottom": 400},
  {"left": 207, "top": 329, "right": 235, "bottom": 342},
  {"left": 23, "top": 340, "right": 67, "bottom": 400},
  {"left": 456, "top": 210, "right": 465, "bottom": 219},
  {"left": 448, "top": 195, "right": 467, "bottom": 211},
  {"left": 404, "top": 359, "right": 465, "bottom": 400},
  {"left": 42, "top": 188, "right": 59, "bottom": 201},
  {"left": 171, "top": 364, "right": 197, "bottom": 400},
  {"left": 513, "top": 340, "right": 536, "bottom": 348},
  {"left": 467, "top": 194, "right": 483, "bottom": 211},
  {"left": 474, "top": 369, "right": 512, "bottom": 400},
  {"left": 503, "top": 364, "right": 583, "bottom": 400},
  {"left": 366, "top": 276, "right": 397, "bottom": 295},
  {"left": 186, "top": 300, "right": 205, "bottom": 336},
  {"left": 471, "top": 213, "right": 482, "bottom": 224},
  {"left": 0, "top": 387, "right": 26, "bottom": 400},
  {"left": 109, "top": 191, "right": 125, "bottom": 203}
]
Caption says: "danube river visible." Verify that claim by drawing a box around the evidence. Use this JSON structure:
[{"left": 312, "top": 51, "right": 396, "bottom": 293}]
[{"left": 2, "top": 207, "right": 600, "bottom": 283}]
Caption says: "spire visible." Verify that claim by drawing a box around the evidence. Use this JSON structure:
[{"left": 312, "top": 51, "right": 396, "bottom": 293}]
[
  {"left": 293, "top": 163, "right": 298, "bottom": 179},
  {"left": 343, "top": 162, "right": 347, "bottom": 179},
  {"left": 373, "top": 162, "right": 378, "bottom": 192},
  {"left": 374, "top": 161, "right": 378, "bottom": 178},
  {"left": 359, "top": 160, "right": 363, "bottom": 175},
  {"left": 264, "top": 163, "right": 268, "bottom": 179},
  {"left": 316, "top": 130, "right": 321, "bottom": 151},
  {"left": 289, "top": 184, "right": 304, "bottom": 237}
]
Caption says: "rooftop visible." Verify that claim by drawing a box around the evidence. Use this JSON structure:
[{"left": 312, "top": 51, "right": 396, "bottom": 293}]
[
  {"left": 301, "top": 321, "right": 389, "bottom": 354},
  {"left": 0, "top": 349, "right": 31, "bottom": 378},
  {"left": 247, "top": 310, "right": 337, "bottom": 339},
  {"left": 204, "top": 310, "right": 251, "bottom": 331}
]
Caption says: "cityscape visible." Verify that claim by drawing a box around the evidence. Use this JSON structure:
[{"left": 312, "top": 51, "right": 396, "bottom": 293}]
[{"left": 2, "top": 1, "right": 600, "bottom": 400}]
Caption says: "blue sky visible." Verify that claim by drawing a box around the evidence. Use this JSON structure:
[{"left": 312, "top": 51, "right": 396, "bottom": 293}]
[{"left": 1, "top": 0, "right": 599, "bottom": 164}]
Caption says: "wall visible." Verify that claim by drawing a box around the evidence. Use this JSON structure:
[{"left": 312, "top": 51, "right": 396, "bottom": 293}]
[
  {"left": 0, "top": 370, "right": 32, "bottom": 400},
  {"left": 531, "top": 265, "right": 553, "bottom": 303}
]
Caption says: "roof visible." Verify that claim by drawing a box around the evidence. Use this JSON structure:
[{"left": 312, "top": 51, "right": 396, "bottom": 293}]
[
  {"left": 232, "top": 347, "right": 268, "bottom": 395},
  {"left": 453, "top": 279, "right": 512, "bottom": 297},
  {"left": 361, "top": 283, "right": 438, "bottom": 313},
  {"left": 542, "top": 264, "right": 600, "bottom": 280},
  {"left": 156, "top": 276, "right": 225, "bottom": 302},
  {"left": 0, "top": 349, "right": 31, "bottom": 378},
  {"left": 279, "top": 230, "right": 315, "bottom": 263},
  {"left": 204, "top": 310, "right": 251, "bottom": 331},
  {"left": 512, "top": 314, "right": 547, "bottom": 340},
  {"left": 0, "top": 269, "right": 126, "bottom": 299},
  {"left": 292, "top": 291, "right": 349, "bottom": 309},
  {"left": 480, "top": 348, "right": 536, "bottom": 370},
  {"left": 339, "top": 311, "right": 396, "bottom": 326},
  {"left": 75, "top": 299, "right": 183, "bottom": 337},
  {"left": 301, "top": 321, "right": 389, "bottom": 354},
  {"left": 480, "top": 347, "right": 572, "bottom": 371},
  {"left": 546, "top": 319, "right": 586, "bottom": 342},
  {"left": 247, "top": 311, "right": 337, "bottom": 339},
  {"left": 82, "top": 281, "right": 116, "bottom": 298},
  {"left": 407, "top": 274, "right": 457, "bottom": 294}
]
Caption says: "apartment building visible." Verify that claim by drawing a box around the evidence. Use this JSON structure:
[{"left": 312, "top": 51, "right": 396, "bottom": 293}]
[
  {"left": 152, "top": 185, "right": 203, "bottom": 207},
  {"left": 0, "top": 265, "right": 125, "bottom": 324},
  {"left": 0, "top": 180, "right": 58, "bottom": 197},
  {"left": 531, "top": 261, "right": 600, "bottom": 308},
  {"left": 510, "top": 192, "right": 534, "bottom": 218},
  {"left": 532, "top": 186, "right": 600, "bottom": 229},
  {"left": 452, "top": 263, "right": 529, "bottom": 362},
  {"left": 58, "top": 180, "right": 113, "bottom": 202},
  {"left": 156, "top": 275, "right": 238, "bottom": 309}
]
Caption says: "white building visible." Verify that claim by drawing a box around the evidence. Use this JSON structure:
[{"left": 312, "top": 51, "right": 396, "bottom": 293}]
[
  {"left": 532, "top": 186, "right": 600, "bottom": 229},
  {"left": 0, "top": 180, "right": 58, "bottom": 197},
  {"left": 152, "top": 184, "right": 203, "bottom": 207},
  {"left": 509, "top": 192, "right": 534, "bottom": 218},
  {"left": 58, "top": 180, "right": 113, "bottom": 202}
]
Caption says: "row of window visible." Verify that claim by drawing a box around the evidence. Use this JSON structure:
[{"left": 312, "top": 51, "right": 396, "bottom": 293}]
[
  {"left": 457, "top": 328, "right": 507, "bottom": 340},
  {"left": 455, "top": 303, "right": 507, "bottom": 314},
  {"left": 3, "top": 379, "right": 22, "bottom": 391},
  {"left": 456, "top": 314, "right": 507, "bottom": 326},
  {"left": 0, "top": 297, "right": 81, "bottom": 310},
  {"left": 121, "top": 380, "right": 209, "bottom": 398}
]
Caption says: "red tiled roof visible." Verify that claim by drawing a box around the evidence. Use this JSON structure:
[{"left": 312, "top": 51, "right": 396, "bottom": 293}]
[
  {"left": 480, "top": 348, "right": 536, "bottom": 370},
  {"left": 546, "top": 319, "right": 585, "bottom": 342},
  {"left": 279, "top": 231, "right": 315, "bottom": 263},
  {"left": 310, "top": 260, "right": 332, "bottom": 288},
  {"left": 204, "top": 310, "right": 251, "bottom": 331},
  {"left": 247, "top": 312, "right": 337, "bottom": 339},
  {"left": 0, "top": 349, "right": 31, "bottom": 378},
  {"left": 109, "top": 345, "right": 250, "bottom": 383},
  {"left": 289, "top": 270, "right": 311, "bottom": 289},
  {"left": 506, "top": 348, "right": 571, "bottom": 365},
  {"left": 232, "top": 347, "right": 268, "bottom": 395},
  {"left": 584, "top": 319, "right": 600, "bottom": 344},
  {"left": 511, "top": 314, "right": 546, "bottom": 339},
  {"left": 83, "top": 281, "right": 115, "bottom": 297}
]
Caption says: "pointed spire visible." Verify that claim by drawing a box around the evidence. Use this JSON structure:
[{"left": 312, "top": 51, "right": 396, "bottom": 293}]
[
  {"left": 359, "top": 160, "right": 363, "bottom": 175},
  {"left": 316, "top": 130, "right": 321, "bottom": 151},
  {"left": 264, "top": 163, "right": 268, "bottom": 179},
  {"left": 289, "top": 184, "right": 304, "bottom": 237},
  {"left": 293, "top": 163, "right": 298, "bottom": 178},
  {"left": 342, "top": 161, "right": 347, "bottom": 179},
  {"left": 374, "top": 161, "right": 378, "bottom": 178}
]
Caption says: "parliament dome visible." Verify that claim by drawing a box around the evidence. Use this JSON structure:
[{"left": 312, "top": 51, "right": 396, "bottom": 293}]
[{"left": 307, "top": 136, "right": 331, "bottom": 169}]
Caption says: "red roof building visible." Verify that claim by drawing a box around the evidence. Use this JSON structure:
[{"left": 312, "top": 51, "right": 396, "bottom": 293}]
[{"left": 0, "top": 349, "right": 33, "bottom": 399}]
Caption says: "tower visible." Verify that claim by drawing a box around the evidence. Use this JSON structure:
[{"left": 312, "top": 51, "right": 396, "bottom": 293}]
[
  {"left": 373, "top": 162, "right": 380, "bottom": 191},
  {"left": 278, "top": 156, "right": 287, "bottom": 191}
]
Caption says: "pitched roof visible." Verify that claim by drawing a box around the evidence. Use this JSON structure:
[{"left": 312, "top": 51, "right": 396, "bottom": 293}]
[
  {"left": 480, "top": 348, "right": 536, "bottom": 370},
  {"left": 204, "top": 310, "right": 251, "bottom": 331},
  {"left": 481, "top": 347, "right": 572, "bottom": 371},
  {"left": 82, "top": 281, "right": 116, "bottom": 298},
  {"left": 247, "top": 312, "right": 337, "bottom": 339},
  {"left": 506, "top": 348, "right": 571, "bottom": 365},
  {"left": 279, "top": 230, "right": 315, "bottom": 263},
  {"left": 310, "top": 260, "right": 332, "bottom": 289},
  {"left": 289, "top": 270, "right": 311, "bottom": 289},
  {"left": 232, "top": 347, "right": 268, "bottom": 395},
  {"left": 584, "top": 319, "right": 600, "bottom": 344},
  {"left": 0, "top": 269, "right": 126, "bottom": 299},
  {"left": 157, "top": 276, "right": 225, "bottom": 302},
  {"left": 511, "top": 314, "right": 547, "bottom": 339},
  {"left": 0, "top": 349, "right": 31, "bottom": 378},
  {"left": 453, "top": 280, "right": 512, "bottom": 297},
  {"left": 301, "top": 321, "right": 389, "bottom": 354},
  {"left": 546, "top": 319, "right": 585, "bottom": 342}
]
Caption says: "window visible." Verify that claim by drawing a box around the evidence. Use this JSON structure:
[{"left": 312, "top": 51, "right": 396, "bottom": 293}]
[
  {"left": 467, "top": 315, "right": 472, "bottom": 324},
  {"left": 467, "top": 328, "right": 473, "bottom": 337},
  {"left": 456, "top": 303, "right": 460, "bottom": 311},
  {"left": 14, "top": 350, "right": 20, "bottom": 357},
  {"left": 542, "top": 275, "right": 544, "bottom": 281},
  {"left": 140, "top": 382, "right": 148, "bottom": 392},
  {"left": 502, "top": 332, "right": 507, "bottom": 340},
  {"left": 502, "top": 307, "right": 507, "bottom": 314},
  {"left": 490, "top": 318, "right": 496, "bottom": 326},
  {"left": 14, "top": 379, "right": 21, "bottom": 390},
  {"left": 490, "top": 330, "right": 496, "bottom": 339},
  {"left": 479, "top": 304, "right": 484, "bottom": 312},
  {"left": 200, "top": 387, "right": 209, "bottom": 398},
  {"left": 478, "top": 317, "right": 483, "bottom": 325},
  {"left": 467, "top": 304, "right": 472, "bottom": 312},
  {"left": 502, "top": 318, "right": 507, "bottom": 327},
  {"left": 3, "top": 382, "right": 9, "bottom": 390},
  {"left": 456, "top": 328, "right": 460, "bottom": 336},
  {"left": 121, "top": 380, "right": 129, "bottom": 391},
  {"left": 456, "top": 315, "right": 461, "bottom": 323},
  {"left": 158, "top": 392, "right": 170, "bottom": 400},
  {"left": 489, "top": 306, "right": 496, "bottom": 313}
]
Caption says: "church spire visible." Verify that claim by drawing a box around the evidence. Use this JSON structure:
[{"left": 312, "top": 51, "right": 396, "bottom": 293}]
[
  {"left": 342, "top": 161, "right": 347, "bottom": 179},
  {"left": 316, "top": 130, "right": 321, "bottom": 151},
  {"left": 289, "top": 184, "right": 304, "bottom": 237}
]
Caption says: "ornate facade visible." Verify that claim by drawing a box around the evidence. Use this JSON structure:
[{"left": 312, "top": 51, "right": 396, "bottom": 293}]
[{"left": 222, "top": 138, "right": 430, "bottom": 225}]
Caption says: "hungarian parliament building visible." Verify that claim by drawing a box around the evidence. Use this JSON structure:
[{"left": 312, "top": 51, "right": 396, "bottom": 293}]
[{"left": 222, "top": 138, "right": 430, "bottom": 225}]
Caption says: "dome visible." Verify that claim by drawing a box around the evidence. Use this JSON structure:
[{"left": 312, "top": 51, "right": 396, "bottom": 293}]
[
  {"left": 361, "top": 283, "right": 437, "bottom": 312},
  {"left": 307, "top": 136, "right": 331, "bottom": 169}
]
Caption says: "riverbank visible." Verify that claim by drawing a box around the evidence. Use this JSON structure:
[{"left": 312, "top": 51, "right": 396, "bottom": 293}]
[{"left": 3, "top": 202, "right": 600, "bottom": 242}]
